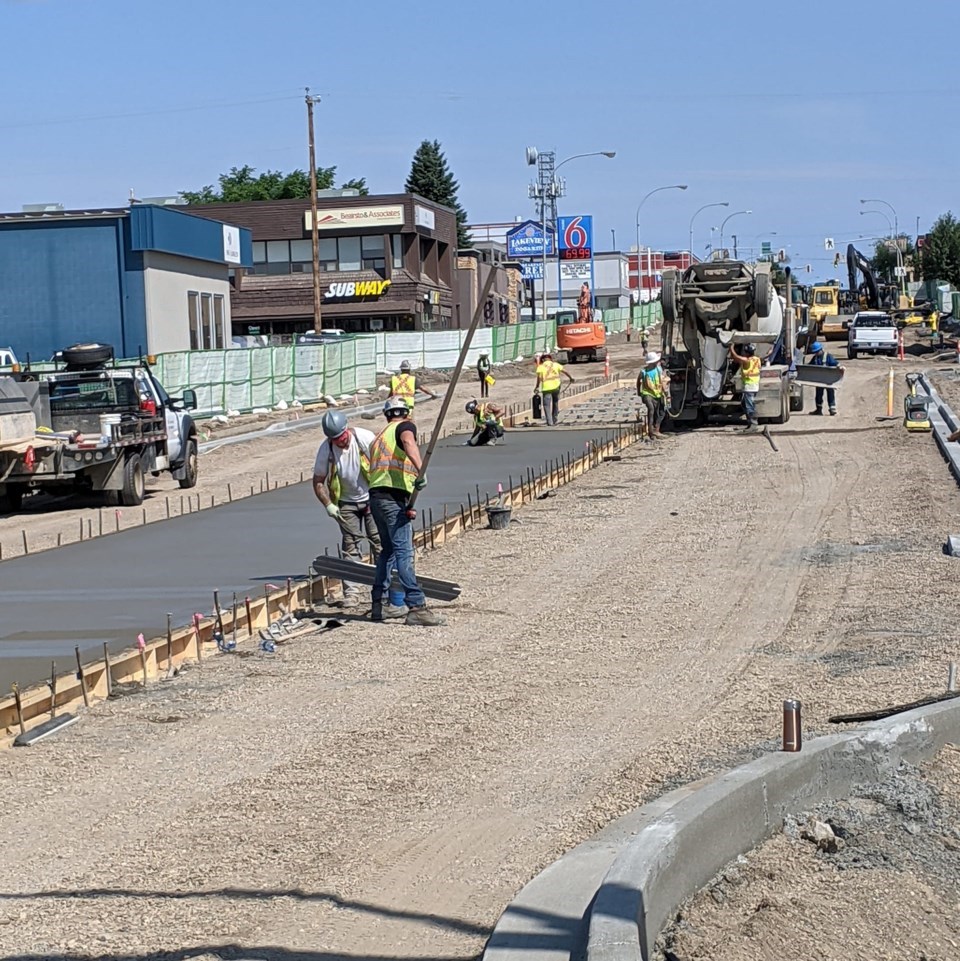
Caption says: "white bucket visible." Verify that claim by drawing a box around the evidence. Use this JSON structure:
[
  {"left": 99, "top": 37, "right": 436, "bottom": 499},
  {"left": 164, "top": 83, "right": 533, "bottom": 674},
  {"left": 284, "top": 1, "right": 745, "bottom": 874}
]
[{"left": 99, "top": 413, "right": 122, "bottom": 442}]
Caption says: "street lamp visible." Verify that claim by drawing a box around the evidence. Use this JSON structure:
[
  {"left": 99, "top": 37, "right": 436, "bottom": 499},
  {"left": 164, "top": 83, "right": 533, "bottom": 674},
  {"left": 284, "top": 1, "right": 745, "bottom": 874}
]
[
  {"left": 860, "top": 209, "right": 905, "bottom": 294},
  {"left": 860, "top": 198, "right": 899, "bottom": 242},
  {"left": 688, "top": 202, "right": 728, "bottom": 263},
  {"left": 635, "top": 184, "right": 687, "bottom": 303},
  {"left": 718, "top": 210, "right": 751, "bottom": 256}
]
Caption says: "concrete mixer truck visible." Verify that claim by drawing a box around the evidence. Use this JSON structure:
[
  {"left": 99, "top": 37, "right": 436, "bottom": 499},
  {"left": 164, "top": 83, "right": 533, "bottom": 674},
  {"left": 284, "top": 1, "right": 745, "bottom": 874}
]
[{"left": 659, "top": 260, "right": 795, "bottom": 427}]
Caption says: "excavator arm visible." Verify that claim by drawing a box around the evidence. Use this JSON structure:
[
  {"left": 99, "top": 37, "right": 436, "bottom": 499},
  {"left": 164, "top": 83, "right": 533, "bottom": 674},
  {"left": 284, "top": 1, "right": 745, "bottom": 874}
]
[{"left": 846, "top": 244, "right": 880, "bottom": 310}]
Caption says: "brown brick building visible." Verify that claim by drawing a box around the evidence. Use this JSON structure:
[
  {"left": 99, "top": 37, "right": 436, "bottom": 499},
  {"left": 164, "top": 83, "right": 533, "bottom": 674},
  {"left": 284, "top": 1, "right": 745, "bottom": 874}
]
[{"left": 187, "top": 193, "right": 457, "bottom": 336}]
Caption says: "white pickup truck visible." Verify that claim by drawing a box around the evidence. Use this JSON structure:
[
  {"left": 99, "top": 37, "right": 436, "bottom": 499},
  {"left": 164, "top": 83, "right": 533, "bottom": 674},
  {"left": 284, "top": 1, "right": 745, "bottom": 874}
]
[{"left": 847, "top": 311, "right": 899, "bottom": 359}]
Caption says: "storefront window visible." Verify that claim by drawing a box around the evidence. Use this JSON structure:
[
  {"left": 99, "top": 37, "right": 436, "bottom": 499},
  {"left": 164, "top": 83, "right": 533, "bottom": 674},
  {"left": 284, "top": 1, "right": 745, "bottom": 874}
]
[
  {"left": 188, "top": 291, "right": 200, "bottom": 350},
  {"left": 338, "top": 236, "right": 361, "bottom": 271},
  {"left": 362, "top": 235, "right": 385, "bottom": 272},
  {"left": 213, "top": 294, "right": 225, "bottom": 349},
  {"left": 200, "top": 293, "right": 213, "bottom": 349},
  {"left": 319, "top": 238, "right": 337, "bottom": 271},
  {"left": 266, "top": 240, "right": 290, "bottom": 275},
  {"left": 392, "top": 235, "right": 404, "bottom": 269},
  {"left": 252, "top": 242, "right": 266, "bottom": 264},
  {"left": 290, "top": 239, "right": 312, "bottom": 272}
]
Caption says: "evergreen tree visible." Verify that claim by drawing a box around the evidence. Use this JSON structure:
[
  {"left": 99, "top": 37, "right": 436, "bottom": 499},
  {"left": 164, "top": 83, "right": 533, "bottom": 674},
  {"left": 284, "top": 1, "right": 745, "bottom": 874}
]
[{"left": 405, "top": 140, "right": 471, "bottom": 248}]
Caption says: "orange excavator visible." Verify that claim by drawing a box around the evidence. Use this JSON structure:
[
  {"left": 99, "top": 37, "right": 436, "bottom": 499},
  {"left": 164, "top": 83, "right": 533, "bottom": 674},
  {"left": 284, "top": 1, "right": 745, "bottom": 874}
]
[{"left": 554, "top": 309, "right": 607, "bottom": 363}]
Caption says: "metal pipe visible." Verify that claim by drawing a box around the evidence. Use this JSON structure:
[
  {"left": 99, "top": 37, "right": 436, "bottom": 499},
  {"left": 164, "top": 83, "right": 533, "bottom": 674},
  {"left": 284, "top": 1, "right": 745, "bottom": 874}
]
[{"left": 782, "top": 699, "right": 802, "bottom": 752}]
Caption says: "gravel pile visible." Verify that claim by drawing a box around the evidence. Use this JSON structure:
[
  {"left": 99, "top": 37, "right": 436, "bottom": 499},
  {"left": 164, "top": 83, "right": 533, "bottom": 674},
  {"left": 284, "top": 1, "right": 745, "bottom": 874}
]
[{"left": 660, "top": 746, "right": 960, "bottom": 960}]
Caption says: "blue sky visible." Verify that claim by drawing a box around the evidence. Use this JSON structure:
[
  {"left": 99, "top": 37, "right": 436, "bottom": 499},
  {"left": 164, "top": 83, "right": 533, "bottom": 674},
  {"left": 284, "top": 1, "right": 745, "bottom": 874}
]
[{"left": 2, "top": 0, "right": 957, "bottom": 283}]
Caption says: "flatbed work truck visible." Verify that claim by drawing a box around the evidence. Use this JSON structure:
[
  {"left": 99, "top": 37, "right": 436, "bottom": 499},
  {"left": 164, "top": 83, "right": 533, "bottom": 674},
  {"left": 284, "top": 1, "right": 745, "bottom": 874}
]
[{"left": 0, "top": 344, "right": 199, "bottom": 514}]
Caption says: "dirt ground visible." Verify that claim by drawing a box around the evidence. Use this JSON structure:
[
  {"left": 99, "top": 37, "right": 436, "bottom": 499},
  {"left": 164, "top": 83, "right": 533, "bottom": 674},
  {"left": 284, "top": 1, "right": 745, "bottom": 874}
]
[
  {"left": 660, "top": 746, "right": 960, "bottom": 961},
  {"left": 2, "top": 337, "right": 960, "bottom": 960}
]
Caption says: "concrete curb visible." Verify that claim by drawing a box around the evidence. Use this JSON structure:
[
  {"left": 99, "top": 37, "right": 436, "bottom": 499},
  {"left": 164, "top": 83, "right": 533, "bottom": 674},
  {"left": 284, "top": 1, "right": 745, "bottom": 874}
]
[
  {"left": 917, "top": 372, "right": 960, "bottom": 486},
  {"left": 483, "top": 699, "right": 960, "bottom": 961}
]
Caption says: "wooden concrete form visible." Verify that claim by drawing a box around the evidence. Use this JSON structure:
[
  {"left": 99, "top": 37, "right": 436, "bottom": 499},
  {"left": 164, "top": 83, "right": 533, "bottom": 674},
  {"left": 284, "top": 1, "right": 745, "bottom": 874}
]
[{"left": 0, "top": 417, "right": 642, "bottom": 750}]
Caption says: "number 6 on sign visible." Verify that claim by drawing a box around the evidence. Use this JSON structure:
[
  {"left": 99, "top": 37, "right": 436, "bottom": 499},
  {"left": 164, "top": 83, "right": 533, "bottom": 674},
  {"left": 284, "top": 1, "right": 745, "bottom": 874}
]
[{"left": 558, "top": 215, "right": 593, "bottom": 253}]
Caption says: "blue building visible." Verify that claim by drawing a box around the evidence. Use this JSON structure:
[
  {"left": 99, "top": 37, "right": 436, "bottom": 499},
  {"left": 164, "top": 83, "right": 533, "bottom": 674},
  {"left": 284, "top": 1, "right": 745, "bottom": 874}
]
[{"left": 0, "top": 204, "right": 252, "bottom": 361}]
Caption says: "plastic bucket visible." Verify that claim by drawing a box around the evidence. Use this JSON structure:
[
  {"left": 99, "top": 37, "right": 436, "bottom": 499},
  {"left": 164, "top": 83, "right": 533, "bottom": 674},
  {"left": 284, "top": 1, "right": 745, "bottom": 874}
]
[
  {"left": 99, "top": 413, "right": 121, "bottom": 442},
  {"left": 486, "top": 505, "right": 512, "bottom": 530}
]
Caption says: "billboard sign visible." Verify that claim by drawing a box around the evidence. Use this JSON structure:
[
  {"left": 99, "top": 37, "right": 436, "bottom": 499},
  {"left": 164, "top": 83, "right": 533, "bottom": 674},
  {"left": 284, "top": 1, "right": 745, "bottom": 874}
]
[
  {"left": 506, "top": 219, "right": 554, "bottom": 258},
  {"left": 558, "top": 215, "right": 593, "bottom": 259},
  {"left": 521, "top": 261, "right": 544, "bottom": 281},
  {"left": 560, "top": 261, "right": 591, "bottom": 282},
  {"left": 304, "top": 205, "right": 405, "bottom": 231}
]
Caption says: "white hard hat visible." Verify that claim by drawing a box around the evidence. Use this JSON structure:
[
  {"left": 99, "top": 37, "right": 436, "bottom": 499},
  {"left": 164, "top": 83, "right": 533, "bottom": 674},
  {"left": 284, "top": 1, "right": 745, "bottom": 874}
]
[{"left": 644, "top": 351, "right": 661, "bottom": 365}]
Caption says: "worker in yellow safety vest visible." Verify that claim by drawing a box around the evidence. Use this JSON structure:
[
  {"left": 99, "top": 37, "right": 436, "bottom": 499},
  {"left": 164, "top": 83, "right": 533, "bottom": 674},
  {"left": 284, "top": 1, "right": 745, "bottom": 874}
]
[
  {"left": 389, "top": 359, "right": 438, "bottom": 411},
  {"left": 728, "top": 342, "right": 761, "bottom": 433},
  {"left": 637, "top": 351, "right": 668, "bottom": 440},
  {"left": 534, "top": 351, "right": 575, "bottom": 426},
  {"left": 464, "top": 399, "right": 505, "bottom": 447},
  {"left": 366, "top": 395, "right": 444, "bottom": 627}
]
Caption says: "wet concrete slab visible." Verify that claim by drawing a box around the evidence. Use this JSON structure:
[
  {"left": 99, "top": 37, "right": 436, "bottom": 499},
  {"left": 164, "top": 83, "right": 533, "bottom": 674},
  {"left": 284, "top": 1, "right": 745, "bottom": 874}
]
[{"left": 0, "top": 427, "right": 626, "bottom": 690}]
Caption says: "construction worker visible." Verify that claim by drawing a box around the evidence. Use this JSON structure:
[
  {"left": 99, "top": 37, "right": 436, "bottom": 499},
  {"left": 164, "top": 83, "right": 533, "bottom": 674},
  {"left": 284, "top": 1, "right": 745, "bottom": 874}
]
[
  {"left": 366, "top": 396, "right": 444, "bottom": 627},
  {"left": 312, "top": 411, "right": 381, "bottom": 609},
  {"left": 390, "top": 359, "right": 437, "bottom": 411},
  {"left": 807, "top": 341, "right": 843, "bottom": 416},
  {"left": 465, "top": 399, "right": 505, "bottom": 446},
  {"left": 477, "top": 352, "right": 492, "bottom": 398},
  {"left": 636, "top": 351, "right": 667, "bottom": 440},
  {"left": 728, "top": 342, "right": 761, "bottom": 433},
  {"left": 534, "top": 350, "right": 574, "bottom": 426}
]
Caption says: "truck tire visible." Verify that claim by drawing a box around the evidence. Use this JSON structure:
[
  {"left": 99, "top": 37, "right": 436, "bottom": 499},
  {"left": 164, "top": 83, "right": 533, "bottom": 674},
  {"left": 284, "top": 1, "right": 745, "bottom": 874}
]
[
  {"left": 789, "top": 385, "right": 804, "bottom": 412},
  {"left": 178, "top": 437, "right": 199, "bottom": 489},
  {"left": 120, "top": 453, "right": 145, "bottom": 506},
  {"left": 848, "top": 346, "right": 858, "bottom": 360},
  {"left": 62, "top": 343, "right": 114, "bottom": 369},
  {"left": 769, "top": 382, "right": 790, "bottom": 425},
  {"left": 753, "top": 269, "right": 771, "bottom": 318},
  {"left": 661, "top": 270, "right": 678, "bottom": 326}
]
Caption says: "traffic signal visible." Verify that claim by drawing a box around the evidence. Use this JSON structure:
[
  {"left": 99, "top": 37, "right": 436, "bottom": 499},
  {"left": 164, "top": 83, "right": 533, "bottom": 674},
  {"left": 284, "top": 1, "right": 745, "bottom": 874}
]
[
  {"left": 499, "top": 302, "right": 508, "bottom": 324},
  {"left": 484, "top": 300, "right": 494, "bottom": 323}
]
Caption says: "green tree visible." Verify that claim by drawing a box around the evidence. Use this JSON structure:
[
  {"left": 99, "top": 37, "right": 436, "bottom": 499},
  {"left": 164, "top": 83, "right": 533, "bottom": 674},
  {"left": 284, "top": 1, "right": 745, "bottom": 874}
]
[
  {"left": 181, "top": 164, "right": 368, "bottom": 204},
  {"left": 920, "top": 213, "right": 960, "bottom": 288},
  {"left": 870, "top": 236, "right": 916, "bottom": 284},
  {"left": 405, "top": 139, "right": 471, "bottom": 248}
]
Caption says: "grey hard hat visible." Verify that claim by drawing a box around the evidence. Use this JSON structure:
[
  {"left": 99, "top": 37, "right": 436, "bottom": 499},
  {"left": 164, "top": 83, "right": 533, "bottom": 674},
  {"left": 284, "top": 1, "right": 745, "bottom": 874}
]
[
  {"left": 400, "top": 359, "right": 412, "bottom": 371},
  {"left": 384, "top": 395, "right": 409, "bottom": 416},
  {"left": 322, "top": 410, "right": 348, "bottom": 438},
  {"left": 465, "top": 400, "right": 478, "bottom": 413}
]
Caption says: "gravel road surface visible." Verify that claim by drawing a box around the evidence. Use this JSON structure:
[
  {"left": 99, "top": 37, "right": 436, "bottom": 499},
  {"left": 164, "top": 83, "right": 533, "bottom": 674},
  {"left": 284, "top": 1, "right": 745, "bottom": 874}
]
[{"left": 1, "top": 341, "right": 958, "bottom": 960}]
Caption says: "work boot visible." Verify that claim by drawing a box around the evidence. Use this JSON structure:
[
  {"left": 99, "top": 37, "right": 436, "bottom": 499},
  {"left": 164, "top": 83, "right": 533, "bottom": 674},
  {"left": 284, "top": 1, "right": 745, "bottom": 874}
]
[
  {"left": 371, "top": 603, "right": 409, "bottom": 622},
  {"left": 809, "top": 408, "right": 823, "bottom": 416},
  {"left": 829, "top": 407, "right": 838, "bottom": 416},
  {"left": 742, "top": 423, "right": 761, "bottom": 434},
  {"left": 405, "top": 606, "right": 446, "bottom": 627}
]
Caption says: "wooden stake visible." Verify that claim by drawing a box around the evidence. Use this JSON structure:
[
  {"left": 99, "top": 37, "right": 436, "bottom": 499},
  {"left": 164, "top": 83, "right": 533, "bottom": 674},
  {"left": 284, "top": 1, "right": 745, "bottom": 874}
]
[
  {"left": 49, "top": 661, "right": 57, "bottom": 717},
  {"left": 103, "top": 643, "right": 113, "bottom": 697},
  {"left": 12, "top": 683, "right": 25, "bottom": 735},
  {"left": 139, "top": 643, "right": 149, "bottom": 687},
  {"left": 245, "top": 596, "right": 253, "bottom": 636},
  {"left": 21, "top": 529, "right": 28, "bottom": 554},
  {"left": 75, "top": 646, "right": 90, "bottom": 707},
  {"left": 227, "top": 483, "right": 233, "bottom": 503}
]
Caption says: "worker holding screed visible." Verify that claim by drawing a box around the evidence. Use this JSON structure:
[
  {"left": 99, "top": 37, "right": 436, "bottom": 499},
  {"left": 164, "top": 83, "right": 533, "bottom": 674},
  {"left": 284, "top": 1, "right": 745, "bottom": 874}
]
[
  {"left": 312, "top": 411, "right": 381, "bottom": 609},
  {"left": 366, "top": 396, "right": 445, "bottom": 627}
]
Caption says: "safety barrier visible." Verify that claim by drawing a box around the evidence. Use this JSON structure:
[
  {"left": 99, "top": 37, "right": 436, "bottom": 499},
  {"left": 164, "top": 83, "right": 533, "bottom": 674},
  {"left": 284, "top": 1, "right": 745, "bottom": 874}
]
[{"left": 0, "top": 414, "right": 641, "bottom": 749}]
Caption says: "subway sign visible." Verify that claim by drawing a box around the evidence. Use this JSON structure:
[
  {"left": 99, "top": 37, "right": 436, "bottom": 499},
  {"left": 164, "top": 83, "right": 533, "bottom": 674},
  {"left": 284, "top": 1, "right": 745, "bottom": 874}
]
[{"left": 324, "top": 280, "right": 392, "bottom": 300}]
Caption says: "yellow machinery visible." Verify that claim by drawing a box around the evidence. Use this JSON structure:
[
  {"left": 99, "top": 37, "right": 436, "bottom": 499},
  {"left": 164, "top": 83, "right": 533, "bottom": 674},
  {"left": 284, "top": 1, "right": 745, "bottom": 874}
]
[{"left": 903, "top": 373, "right": 932, "bottom": 432}]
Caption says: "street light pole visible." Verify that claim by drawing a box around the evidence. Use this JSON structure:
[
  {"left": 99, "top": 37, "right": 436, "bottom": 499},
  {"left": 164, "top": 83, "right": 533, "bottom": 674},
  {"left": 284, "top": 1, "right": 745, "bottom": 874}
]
[
  {"left": 635, "top": 184, "right": 687, "bottom": 303},
  {"left": 718, "top": 209, "right": 752, "bottom": 256},
  {"left": 688, "top": 201, "right": 729, "bottom": 263},
  {"left": 305, "top": 88, "right": 322, "bottom": 332},
  {"left": 860, "top": 208, "right": 905, "bottom": 294},
  {"left": 860, "top": 198, "right": 899, "bottom": 244}
]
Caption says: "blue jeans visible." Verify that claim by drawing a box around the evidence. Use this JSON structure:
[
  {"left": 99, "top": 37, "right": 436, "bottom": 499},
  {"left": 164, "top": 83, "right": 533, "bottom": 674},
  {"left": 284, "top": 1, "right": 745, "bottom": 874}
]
[
  {"left": 742, "top": 390, "right": 757, "bottom": 423},
  {"left": 369, "top": 489, "right": 426, "bottom": 609},
  {"left": 815, "top": 387, "right": 836, "bottom": 411}
]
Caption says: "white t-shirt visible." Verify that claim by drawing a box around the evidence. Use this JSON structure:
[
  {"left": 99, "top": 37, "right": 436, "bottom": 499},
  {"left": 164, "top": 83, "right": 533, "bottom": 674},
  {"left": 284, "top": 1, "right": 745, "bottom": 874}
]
[{"left": 313, "top": 427, "right": 376, "bottom": 504}]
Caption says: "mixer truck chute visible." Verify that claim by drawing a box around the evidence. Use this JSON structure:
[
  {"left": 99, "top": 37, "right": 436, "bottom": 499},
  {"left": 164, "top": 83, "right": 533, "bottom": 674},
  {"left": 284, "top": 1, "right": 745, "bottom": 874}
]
[{"left": 660, "top": 260, "right": 794, "bottom": 427}]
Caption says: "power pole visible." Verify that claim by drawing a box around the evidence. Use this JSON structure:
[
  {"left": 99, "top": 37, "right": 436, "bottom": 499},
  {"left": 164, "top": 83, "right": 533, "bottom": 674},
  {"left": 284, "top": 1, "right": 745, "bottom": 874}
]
[{"left": 306, "top": 88, "right": 322, "bottom": 331}]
